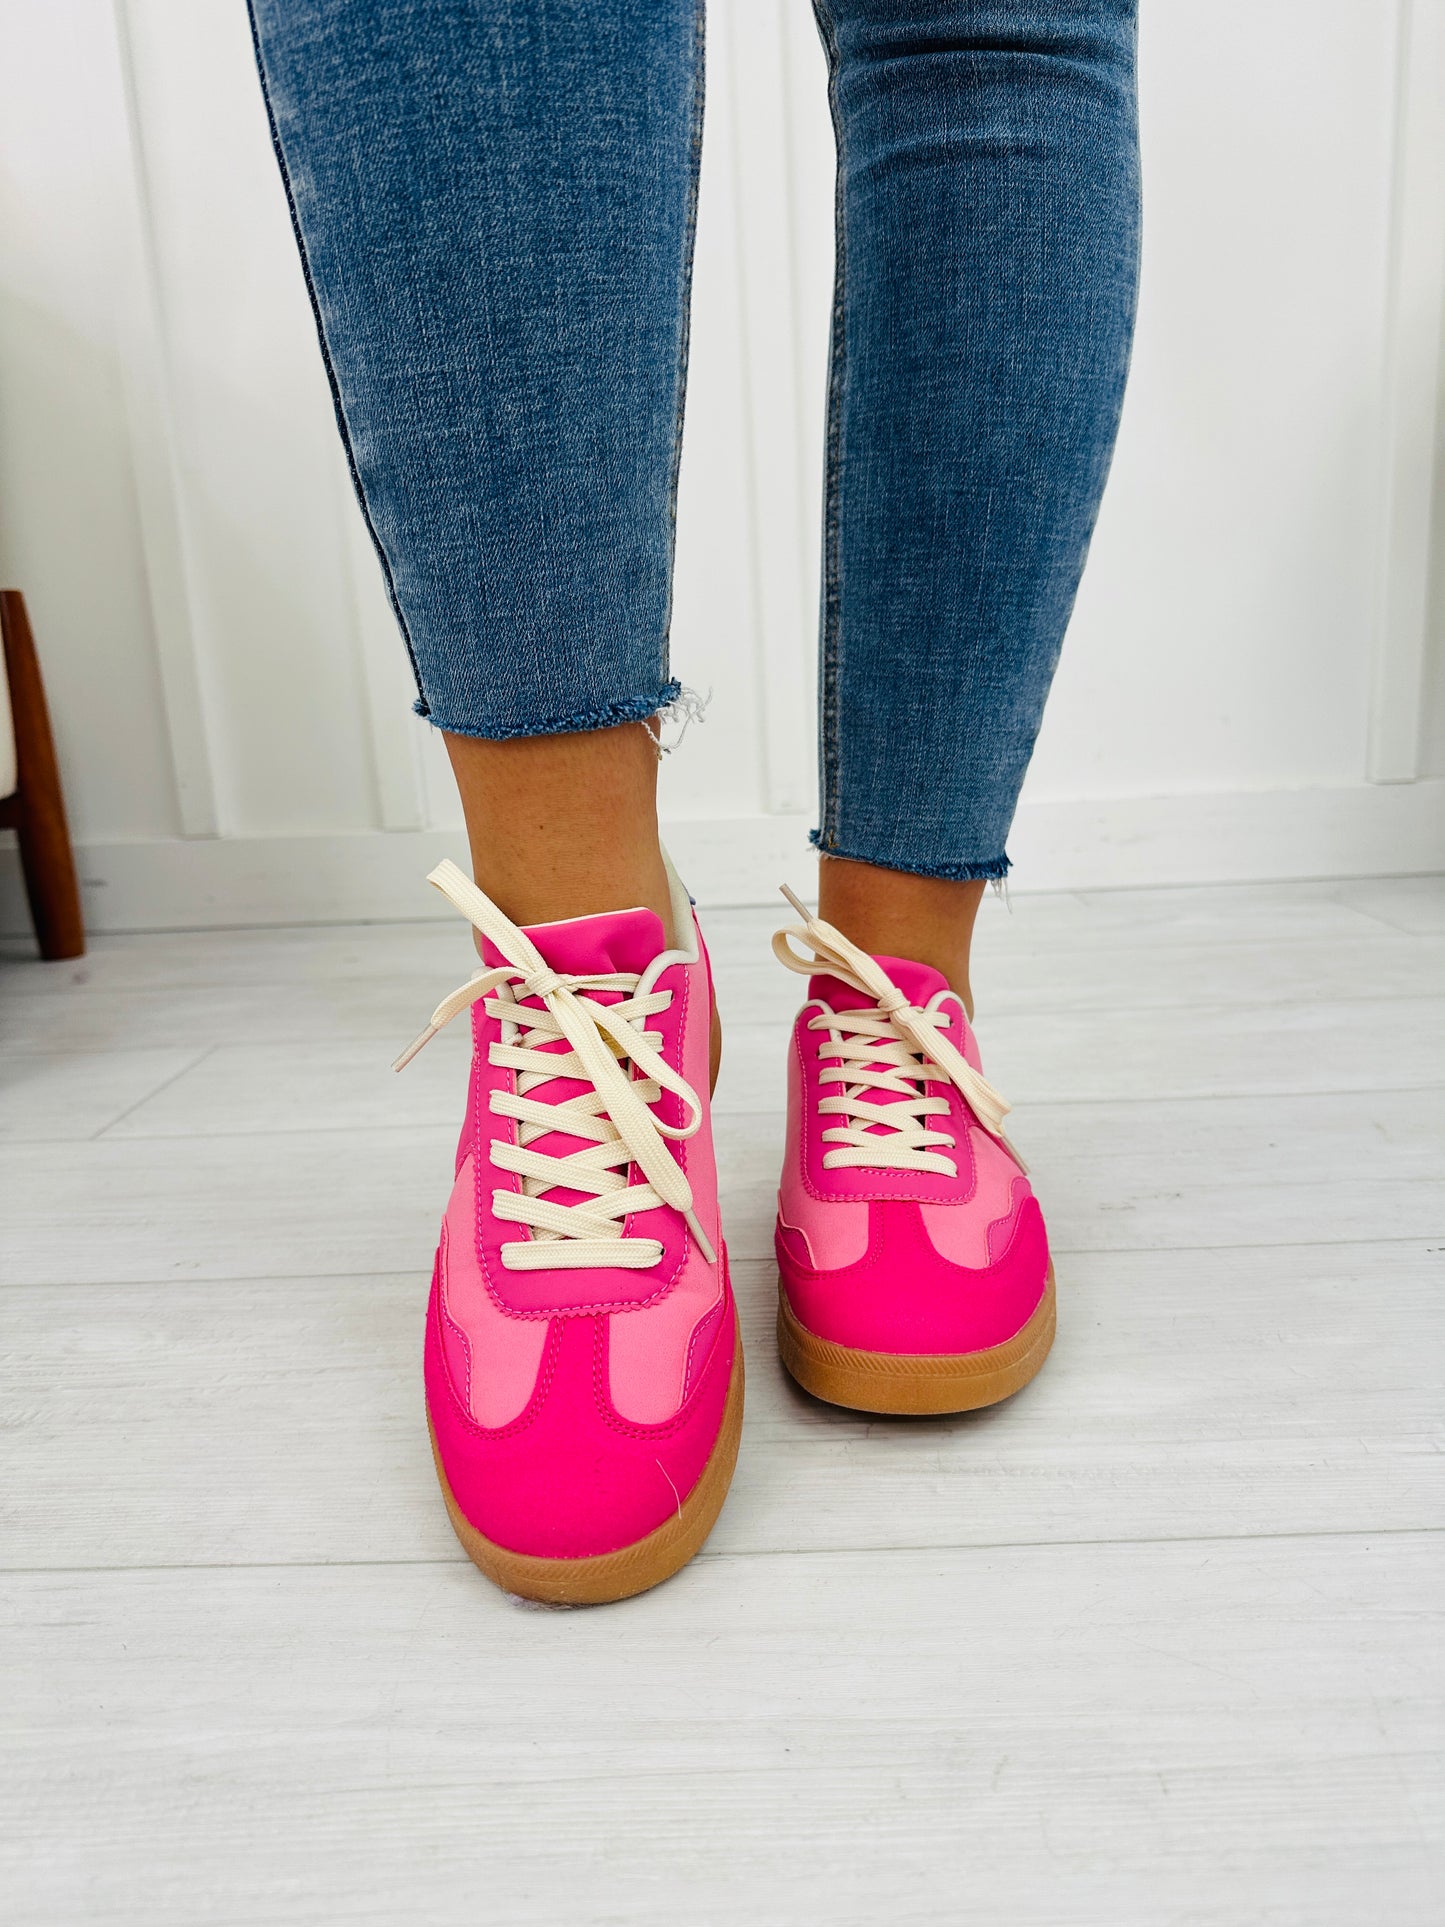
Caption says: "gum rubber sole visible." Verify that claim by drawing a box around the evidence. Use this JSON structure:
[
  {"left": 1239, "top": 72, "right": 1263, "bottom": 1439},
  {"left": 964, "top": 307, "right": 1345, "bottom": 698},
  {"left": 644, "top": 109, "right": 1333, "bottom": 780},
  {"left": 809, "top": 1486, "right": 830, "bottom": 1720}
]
[
  {"left": 777, "top": 1270, "right": 1056, "bottom": 1416},
  {"left": 428, "top": 1333, "right": 745, "bottom": 1606}
]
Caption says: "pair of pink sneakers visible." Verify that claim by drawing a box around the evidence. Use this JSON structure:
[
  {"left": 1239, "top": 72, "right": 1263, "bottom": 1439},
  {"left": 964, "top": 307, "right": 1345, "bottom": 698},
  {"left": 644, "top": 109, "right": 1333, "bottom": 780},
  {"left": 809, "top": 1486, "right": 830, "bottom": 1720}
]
[{"left": 402, "top": 859, "right": 1054, "bottom": 1605}]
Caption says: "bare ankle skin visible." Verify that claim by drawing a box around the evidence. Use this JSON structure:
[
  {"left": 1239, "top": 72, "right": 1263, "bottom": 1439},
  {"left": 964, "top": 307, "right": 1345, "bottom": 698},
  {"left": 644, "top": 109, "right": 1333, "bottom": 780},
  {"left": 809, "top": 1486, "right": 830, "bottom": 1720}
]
[
  {"left": 443, "top": 720, "right": 723, "bottom": 1088},
  {"left": 444, "top": 721, "right": 675, "bottom": 937},
  {"left": 816, "top": 855, "right": 986, "bottom": 1017}
]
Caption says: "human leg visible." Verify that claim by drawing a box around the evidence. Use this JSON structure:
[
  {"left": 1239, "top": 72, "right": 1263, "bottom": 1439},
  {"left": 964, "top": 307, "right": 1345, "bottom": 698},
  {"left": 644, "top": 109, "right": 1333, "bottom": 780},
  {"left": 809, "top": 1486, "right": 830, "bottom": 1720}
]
[
  {"left": 775, "top": 2, "right": 1139, "bottom": 1412},
  {"left": 812, "top": 0, "right": 1140, "bottom": 990},
  {"left": 248, "top": 0, "right": 706, "bottom": 933},
  {"left": 250, "top": 1, "right": 737, "bottom": 1602}
]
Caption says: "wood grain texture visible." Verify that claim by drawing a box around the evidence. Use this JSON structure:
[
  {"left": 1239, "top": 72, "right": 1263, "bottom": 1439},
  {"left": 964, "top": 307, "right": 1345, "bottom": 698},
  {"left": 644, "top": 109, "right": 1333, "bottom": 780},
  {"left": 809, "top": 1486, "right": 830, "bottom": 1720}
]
[
  {"left": 2, "top": 1536, "right": 1439, "bottom": 1925},
  {"left": 51, "top": 987, "right": 1442, "bottom": 1136},
  {"left": 0, "top": 1045, "right": 208, "bottom": 1141},
  {"left": 1, "top": 1243, "right": 1439, "bottom": 1572},
  {"left": 1, "top": 879, "right": 1431, "bottom": 1049},
  {"left": 1, "top": 1085, "right": 1440, "bottom": 1284},
  {"left": 719, "top": 997, "right": 1445, "bottom": 1112},
  {"left": 1, "top": 876, "right": 1441, "bottom": 1923}
]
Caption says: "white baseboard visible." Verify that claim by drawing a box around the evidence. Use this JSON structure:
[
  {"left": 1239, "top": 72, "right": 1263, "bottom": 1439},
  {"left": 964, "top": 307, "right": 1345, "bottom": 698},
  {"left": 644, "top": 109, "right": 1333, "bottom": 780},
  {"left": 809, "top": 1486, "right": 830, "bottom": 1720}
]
[{"left": 2, "top": 781, "right": 1442, "bottom": 933}]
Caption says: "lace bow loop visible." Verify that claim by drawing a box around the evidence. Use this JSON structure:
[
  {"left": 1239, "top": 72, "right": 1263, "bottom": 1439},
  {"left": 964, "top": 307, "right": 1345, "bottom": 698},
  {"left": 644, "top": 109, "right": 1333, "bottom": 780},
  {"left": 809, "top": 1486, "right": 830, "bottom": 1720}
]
[{"left": 772, "top": 884, "right": 1014, "bottom": 1148}]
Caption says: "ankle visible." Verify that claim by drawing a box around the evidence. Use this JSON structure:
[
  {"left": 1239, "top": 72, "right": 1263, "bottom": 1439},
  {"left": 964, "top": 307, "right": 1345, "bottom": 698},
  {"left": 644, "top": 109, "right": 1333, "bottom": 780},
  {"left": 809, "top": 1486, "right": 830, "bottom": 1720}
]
[
  {"left": 444, "top": 721, "right": 676, "bottom": 942},
  {"left": 468, "top": 845, "right": 674, "bottom": 939},
  {"left": 815, "top": 856, "right": 984, "bottom": 1017}
]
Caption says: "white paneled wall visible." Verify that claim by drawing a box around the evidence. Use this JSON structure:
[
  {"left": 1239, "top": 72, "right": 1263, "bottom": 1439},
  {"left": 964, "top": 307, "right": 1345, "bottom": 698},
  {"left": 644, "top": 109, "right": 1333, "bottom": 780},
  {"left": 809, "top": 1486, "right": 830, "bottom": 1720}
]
[{"left": 1, "top": 0, "right": 1442, "bottom": 931}]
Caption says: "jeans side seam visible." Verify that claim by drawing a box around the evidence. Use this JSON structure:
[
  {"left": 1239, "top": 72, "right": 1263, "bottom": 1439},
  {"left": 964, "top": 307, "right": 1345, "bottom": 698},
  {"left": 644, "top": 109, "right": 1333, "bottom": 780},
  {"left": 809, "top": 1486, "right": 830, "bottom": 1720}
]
[
  {"left": 658, "top": 0, "right": 708, "bottom": 691},
  {"left": 812, "top": 0, "right": 846, "bottom": 856},
  {"left": 244, "top": 2, "right": 430, "bottom": 715}
]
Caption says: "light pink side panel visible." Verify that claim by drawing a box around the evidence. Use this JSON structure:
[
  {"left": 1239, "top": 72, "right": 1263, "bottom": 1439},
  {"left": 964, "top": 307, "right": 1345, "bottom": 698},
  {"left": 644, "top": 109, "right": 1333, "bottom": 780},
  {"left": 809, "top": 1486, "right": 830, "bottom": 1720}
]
[
  {"left": 607, "top": 1250, "right": 723, "bottom": 1423},
  {"left": 608, "top": 938, "right": 725, "bottom": 1424},
  {"left": 776, "top": 1019, "right": 870, "bottom": 1269},
  {"left": 919, "top": 1130, "right": 1032, "bottom": 1268},
  {"left": 440, "top": 1155, "right": 551, "bottom": 1427}
]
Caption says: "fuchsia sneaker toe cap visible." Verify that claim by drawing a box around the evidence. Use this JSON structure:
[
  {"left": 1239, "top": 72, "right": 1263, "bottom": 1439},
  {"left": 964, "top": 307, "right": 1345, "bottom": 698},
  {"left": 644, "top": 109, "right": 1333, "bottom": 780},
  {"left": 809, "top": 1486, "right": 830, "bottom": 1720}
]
[
  {"left": 425, "top": 1277, "right": 739, "bottom": 1564},
  {"left": 777, "top": 1192, "right": 1050, "bottom": 1358}
]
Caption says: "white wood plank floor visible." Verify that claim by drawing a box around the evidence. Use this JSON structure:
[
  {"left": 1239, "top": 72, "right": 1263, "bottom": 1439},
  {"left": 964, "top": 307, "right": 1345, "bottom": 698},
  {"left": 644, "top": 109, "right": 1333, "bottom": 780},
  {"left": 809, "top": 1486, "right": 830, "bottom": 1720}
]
[{"left": 2, "top": 876, "right": 1442, "bottom": 1925}]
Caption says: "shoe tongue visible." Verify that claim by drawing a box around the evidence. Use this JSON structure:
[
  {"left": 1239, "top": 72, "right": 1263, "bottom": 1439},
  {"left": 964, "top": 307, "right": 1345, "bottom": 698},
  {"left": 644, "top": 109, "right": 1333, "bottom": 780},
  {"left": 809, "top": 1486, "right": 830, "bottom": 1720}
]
[
  {"left": 480, "top": 905, "right": 668, "bottom": 979},
  {"left": 810, "top": 953, "right": 950, "bottom": 1013},
  {"left": 478, "top": 905, "right": 670, "bottom": 1224}
]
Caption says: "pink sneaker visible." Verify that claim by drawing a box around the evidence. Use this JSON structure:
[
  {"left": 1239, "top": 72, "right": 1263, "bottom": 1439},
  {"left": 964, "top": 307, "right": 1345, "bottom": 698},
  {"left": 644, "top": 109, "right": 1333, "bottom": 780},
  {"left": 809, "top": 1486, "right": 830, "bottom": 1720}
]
[
  {"left": 398, "top": 859, "right": 742, "bottom": 1604},
  {"left": 771, "top": 888, "right": 1054, "bottom": 1415}
]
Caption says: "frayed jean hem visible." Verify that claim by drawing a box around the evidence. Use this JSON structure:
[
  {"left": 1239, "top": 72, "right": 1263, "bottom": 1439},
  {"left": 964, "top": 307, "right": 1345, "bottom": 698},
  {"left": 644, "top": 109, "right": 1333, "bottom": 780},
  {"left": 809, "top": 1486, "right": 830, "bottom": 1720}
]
[
  {"left": 417, "top": 682, "right": 684, "bottom": 741},
  {"left": 810, "top": 830, "right": 1011, "bottom": 883}
]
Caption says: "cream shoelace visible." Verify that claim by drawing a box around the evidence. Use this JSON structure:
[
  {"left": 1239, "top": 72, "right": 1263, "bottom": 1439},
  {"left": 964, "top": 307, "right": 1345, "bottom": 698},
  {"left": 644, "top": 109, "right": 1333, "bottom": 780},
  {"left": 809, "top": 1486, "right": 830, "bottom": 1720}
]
[
  {"left": 395, "top": 861, "right": 715, "bottom": 1272},
  {"left": 772, "top": 885, "right": 1020, "bottom": 1177}
]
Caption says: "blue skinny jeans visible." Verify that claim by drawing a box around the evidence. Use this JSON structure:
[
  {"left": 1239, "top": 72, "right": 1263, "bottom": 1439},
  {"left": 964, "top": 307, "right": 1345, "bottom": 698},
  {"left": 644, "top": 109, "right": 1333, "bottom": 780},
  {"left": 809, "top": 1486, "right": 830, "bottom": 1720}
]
[{"left": 248, "top": 2, "right": 1139, "bottom": 880}]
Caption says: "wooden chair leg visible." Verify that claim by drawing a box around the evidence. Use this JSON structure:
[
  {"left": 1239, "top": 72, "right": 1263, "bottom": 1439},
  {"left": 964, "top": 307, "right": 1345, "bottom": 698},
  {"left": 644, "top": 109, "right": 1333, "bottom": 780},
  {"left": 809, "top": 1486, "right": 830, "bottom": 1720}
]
[{"left": 1, "top": 589, "right": 84, "bottom": 960}]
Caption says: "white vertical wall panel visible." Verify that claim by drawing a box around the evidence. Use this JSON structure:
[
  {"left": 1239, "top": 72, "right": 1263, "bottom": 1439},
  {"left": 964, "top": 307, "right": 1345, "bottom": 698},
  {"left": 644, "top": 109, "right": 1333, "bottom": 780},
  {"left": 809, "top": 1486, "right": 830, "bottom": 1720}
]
[
  {"left": 1427, "top": 297, "right": 1445, "bottom": 779},
  {"left": 0, "top": 1, "right": 180, "bottom": 845},
  {"left": 712, "top": 4, "right": 817, "bottom": 821},
  {"left": 110, "top": 0, "right": 221, "bottom": 835},
  {"left": 121, "top": 0, "right": 378, "bottom": 837},
  {"left": 1371, "top": 0, "right": 1445, "bottom": 782},
  {"left": 657, "top": 5, "right": 770, "bottom": 828},
  {"left": 0, "top": 0, "right": 1441, "bottom": 932},
  {"left": 1031, "top": 0, "right": 1398, "bottom": 802}
]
